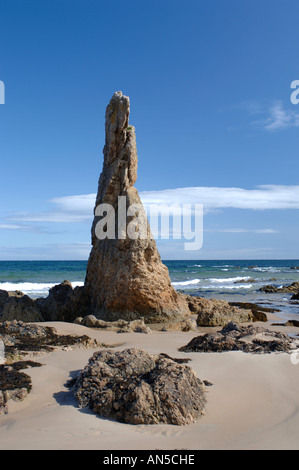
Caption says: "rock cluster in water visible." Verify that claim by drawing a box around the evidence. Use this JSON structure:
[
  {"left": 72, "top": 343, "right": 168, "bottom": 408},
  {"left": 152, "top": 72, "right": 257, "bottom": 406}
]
[{"left": 260, "top": 281, "right": 299, "bottom": 294}]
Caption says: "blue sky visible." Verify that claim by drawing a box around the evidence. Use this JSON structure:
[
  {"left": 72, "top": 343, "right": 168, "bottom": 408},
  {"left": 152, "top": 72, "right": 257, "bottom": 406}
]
[{"left": 0, "top": 0, "right": 299, "bottom": 260}]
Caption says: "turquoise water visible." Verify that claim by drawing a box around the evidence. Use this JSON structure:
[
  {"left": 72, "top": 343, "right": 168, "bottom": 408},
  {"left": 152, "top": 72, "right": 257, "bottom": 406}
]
[{"left": 0, "top": 259, "right": 299, "bottom": 320}]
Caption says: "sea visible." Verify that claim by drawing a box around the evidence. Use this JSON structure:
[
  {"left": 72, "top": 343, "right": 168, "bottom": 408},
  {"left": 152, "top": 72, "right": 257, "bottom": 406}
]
[{"left": 1, "top": 260, "right": 299, "bottom": 322}]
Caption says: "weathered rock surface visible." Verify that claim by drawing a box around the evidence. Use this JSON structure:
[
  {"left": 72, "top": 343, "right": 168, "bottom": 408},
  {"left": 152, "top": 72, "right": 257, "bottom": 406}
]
[
  {"left": 35, "top": 281, "right": 89, "bottom": 322},
  {"left": 0, "top": 290, "right": 43, "bottom": 322},
  {"left": 291, "top": 292, "right": 299, "bottom": 300},
  {"left": 0, "top": 290, "right": 23, "bottom": 308},
  {"left": 160, "top": 318, "right": 197, "bottom": 332},
  {"left": 72, "top": 348, "right": 206, "bottom": 425},
  {"left": 179, "top": 322, "right": 299, "bottom": 354},
  {"left": 75, "top": 315, "right": 152, "bottom": 334},
  {"left": 84, "top": 92, "right": 189, "bottom": 323},
  {"left": 260, "top": 281, "right": 299, "bottom": 294},
  {"left": 184, "top": 295, "right": 254, "bottom": 326},
  {"left": 0, "top": 281, "right": 90, "bottom": 324},
  {"left": 228, "top": 302, "right": 272, "bottom": 322}
]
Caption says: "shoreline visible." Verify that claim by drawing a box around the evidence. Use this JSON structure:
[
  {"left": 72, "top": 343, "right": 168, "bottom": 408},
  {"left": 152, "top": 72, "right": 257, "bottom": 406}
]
[{"left": 1, "top": 260, "right": 299, "bottom": 450}]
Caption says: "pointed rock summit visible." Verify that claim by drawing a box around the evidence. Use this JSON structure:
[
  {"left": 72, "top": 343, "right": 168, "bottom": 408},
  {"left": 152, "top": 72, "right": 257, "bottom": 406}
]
[{"left": 84, "top": 91, "right": 189, "bottom": 322}]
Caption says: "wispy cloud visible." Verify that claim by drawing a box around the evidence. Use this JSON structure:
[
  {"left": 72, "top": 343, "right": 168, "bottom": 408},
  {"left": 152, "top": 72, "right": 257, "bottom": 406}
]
[
  {"left": 7, "top": 194, "right": 95, "bottom": 224},
  {"left": 252, "top": 101, "right": 299, "bottom": 131},
  {"left": 0, "top": 223, "right": 47, "bottom": 233},
  {"left": 205, "top": 228, "right": 279, "bottom": 234},
  {"left": 140, "top": 185, "right": 299, "bottom": 210},
  {"left": 4, "top": 184, "right": 299, "bottom": 230},
  {"left": 0, "top": 242, "right": 91, "bottom": 260}
]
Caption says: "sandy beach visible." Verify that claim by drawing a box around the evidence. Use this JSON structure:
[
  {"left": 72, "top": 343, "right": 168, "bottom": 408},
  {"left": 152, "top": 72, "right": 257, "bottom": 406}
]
[{"left": 1, "top": 312, "right": 299, "bottom": 451}]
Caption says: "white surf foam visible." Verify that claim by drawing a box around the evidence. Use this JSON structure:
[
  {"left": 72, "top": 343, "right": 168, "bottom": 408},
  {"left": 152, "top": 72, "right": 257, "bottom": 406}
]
[
  {"left": 171, "top": 279, "right": 201, "bottom": 287},
  {"left": 200, "top": 284, "right": 253, "bottom": 290},
  {"left": 208, "top": 276, "right": 251, "bottom": 284},
  {"left": 0, "top": 281, "right": 84, "bottom": 296}
]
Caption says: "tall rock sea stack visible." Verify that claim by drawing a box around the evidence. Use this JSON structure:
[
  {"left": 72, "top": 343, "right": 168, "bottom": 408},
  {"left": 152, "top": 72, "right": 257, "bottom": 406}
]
[{"left": 84, "top": 91, "right": 189, "bottom": 323}]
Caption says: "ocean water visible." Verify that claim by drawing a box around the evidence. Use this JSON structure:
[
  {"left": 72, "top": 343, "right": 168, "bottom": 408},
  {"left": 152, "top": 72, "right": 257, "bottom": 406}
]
[{"left": 0, "top": 260, "right": 299, "bottom": 321}]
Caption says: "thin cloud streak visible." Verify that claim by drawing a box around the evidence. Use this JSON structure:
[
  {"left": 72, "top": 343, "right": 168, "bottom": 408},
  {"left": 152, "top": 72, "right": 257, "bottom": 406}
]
[
  {"left": 4, "top": 184, "right": 299, "bottom": 228},
  {"left": 140, "top": 185, "right": 299, "bottom": 210},
  {"left": 205, "top": 228, "right": 279, "bottom": 234},
  {"left": 252, "top": 101, "right": 299, "bottom": 131}
]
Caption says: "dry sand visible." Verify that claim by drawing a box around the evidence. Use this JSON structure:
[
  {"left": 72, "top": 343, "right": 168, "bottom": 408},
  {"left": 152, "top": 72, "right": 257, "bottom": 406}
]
[{"left": 1, "top": 315, "right": 299, "bottom": 450}]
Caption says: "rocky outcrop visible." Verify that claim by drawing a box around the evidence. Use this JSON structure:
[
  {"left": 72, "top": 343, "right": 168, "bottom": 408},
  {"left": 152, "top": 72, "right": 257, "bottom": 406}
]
[
  {"left": 72, "top": 348, "right": 206, "bottom": 425},
  {"left": 35, "top": 281, "right": 89, "bottom": 322},
  {"left": 184, "top": 295, "right": 254, "bottom": 326},
  {"left": 84, "top": 92, "right": 189, "bottom": 323},
  {"left": 260, "top": 282, "right": 299, "bottom": 294},
  {"left": 0, "top": 281, "right": 89, "bottom": 324},
  {"left": 0, "top": 290, "right": 43, "bottom": 322},
  {"left": 228, "top": 302, "right": 271, "bottom": 322},
  {"left": 160, "top": 318, "right": 197, "bottom": 332},
  {"left": 179, "top": 322, "right": 299, "bottom": 354},
  {"left": 75, "top": 315, "right": 152, "bottom": 334}
]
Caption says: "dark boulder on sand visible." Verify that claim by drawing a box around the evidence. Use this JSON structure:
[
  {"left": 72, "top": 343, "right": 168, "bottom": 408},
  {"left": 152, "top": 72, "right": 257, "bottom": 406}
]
[
  {"left": 72, "top": 348, "right": 207, "bottom": 425},
  {"left": 35, "top": 281, "right": 89, "bottom": 322},
  {"left": 179, "top": 322, "right": 299, "bottom": 354}
]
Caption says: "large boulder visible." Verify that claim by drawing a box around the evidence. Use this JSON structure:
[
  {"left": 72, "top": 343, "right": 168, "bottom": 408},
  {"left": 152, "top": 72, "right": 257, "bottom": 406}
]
[
  {"left": 228, "top": 301, "right": 270, "bottom": 322},
  {"left": 84, "top": 92, "right": 189, "bottom": 323},
  {"left": 35, "top": 281, "right": 89, "bottom": 322},
  {"left": 72, "top": 348, "right": 206, "bottom": 425},
  {"left": 0, "top": 290, "right": 43, "bottom": 322},
  {"left": 184, "top": 295, "right": 254, "bottom": 327}
]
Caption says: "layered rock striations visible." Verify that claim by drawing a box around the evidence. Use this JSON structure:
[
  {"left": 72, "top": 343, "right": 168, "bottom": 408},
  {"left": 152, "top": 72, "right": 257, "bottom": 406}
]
[{"left": 84, "top": 92, "right": 189, "bottom": 322}]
